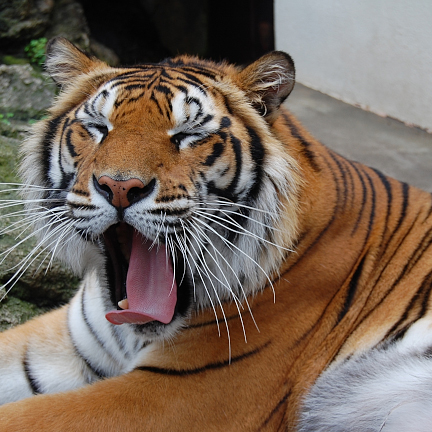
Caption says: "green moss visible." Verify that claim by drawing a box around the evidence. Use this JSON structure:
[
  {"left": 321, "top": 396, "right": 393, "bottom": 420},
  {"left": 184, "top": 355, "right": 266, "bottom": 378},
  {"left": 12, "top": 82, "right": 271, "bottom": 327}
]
[
  {"left": 24, "top": 38, "right": 48, "bottom": 68},
  {"left": 0, "top": 296, "right": 46, "bottom": 331},
  {"left": 2, "top": 56, "right": 29, "bottom": 66}
]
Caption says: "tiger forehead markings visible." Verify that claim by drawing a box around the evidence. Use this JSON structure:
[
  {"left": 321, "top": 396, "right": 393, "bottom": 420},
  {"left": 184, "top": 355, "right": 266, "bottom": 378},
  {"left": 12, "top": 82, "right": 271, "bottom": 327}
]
[{"left": 1, "top": 37, "right": 432, "bottom": 432}]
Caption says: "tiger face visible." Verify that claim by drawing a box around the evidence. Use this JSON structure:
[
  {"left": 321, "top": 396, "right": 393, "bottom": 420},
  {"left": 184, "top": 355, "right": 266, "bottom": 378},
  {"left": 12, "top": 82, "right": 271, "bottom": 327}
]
[{"left": 20, "top": 38, "right": 301, "bottom": 339}]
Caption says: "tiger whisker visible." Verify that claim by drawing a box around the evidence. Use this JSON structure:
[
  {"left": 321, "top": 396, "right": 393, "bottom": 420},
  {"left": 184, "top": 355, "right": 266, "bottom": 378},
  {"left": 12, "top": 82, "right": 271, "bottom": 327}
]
[
  {"left": 183, "top": 222, "right": 249, "bottom": 343},
  {"left": 192, "top": 215, "right": 276, "bottom": 302},
  {"left": 212, "top": 199, "right": 279, "bottom": 217},
  {"left": 196, "top": 205, "right": 282, "bottom": 233},
  {"left": 0, "top": 182, "right": 64, "bottom": 191},
  {"left": 166, "top": 235, "right": 177, "bottom": 295},
  {"left": 183, "top": 223, "right": 241, "bottom": 305},
  {"left": 0, "top": 219, "right": 74, "bottom": 300},
  {"left": 186, "top": 219, "right": 259, "bottom": 330},
  {"left": 195, "top": 209, "right": 293, "bottom": 253},
  {"left": 181, "top": 232, "right": 223, "bottom": 340},
  {"left": 149, "top": 211, "right": 166, "bottom": 250},
  {"left": 0, "top": 209, "right": 68, "bottom": 237},
  {"left": 172, "top": 225, "right": 187, "bottom": 287},
  {"left": 0, "top": 215, "right": 70, "bottom": 263},
  {"left": 181, "top": 231, "right": 231, "bottom": 359},
  {"left": 177, "top": 221, "right": 198, "bottom": 303}
]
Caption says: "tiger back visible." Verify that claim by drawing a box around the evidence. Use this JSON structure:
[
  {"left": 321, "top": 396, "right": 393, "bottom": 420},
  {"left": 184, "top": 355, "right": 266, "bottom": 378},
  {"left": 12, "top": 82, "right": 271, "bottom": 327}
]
[{"left": 0, "top": 37, "right": 431, "bottom": 431}]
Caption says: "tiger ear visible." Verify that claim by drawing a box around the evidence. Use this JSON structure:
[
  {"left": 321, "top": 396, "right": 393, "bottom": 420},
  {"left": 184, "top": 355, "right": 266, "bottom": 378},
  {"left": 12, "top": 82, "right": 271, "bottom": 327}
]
[
  {"left": 45, "top": 37, "right": 106, "bottom": 86},
  {"left": 236, "top": 51, "right": 295, "bottom": 122}
]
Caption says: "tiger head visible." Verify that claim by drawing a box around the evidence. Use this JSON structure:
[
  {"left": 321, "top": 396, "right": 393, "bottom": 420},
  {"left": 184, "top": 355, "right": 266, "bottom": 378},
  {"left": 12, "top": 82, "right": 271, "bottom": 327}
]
[{"left": 20, "top": 38, "right": 302, "bottom": 338}]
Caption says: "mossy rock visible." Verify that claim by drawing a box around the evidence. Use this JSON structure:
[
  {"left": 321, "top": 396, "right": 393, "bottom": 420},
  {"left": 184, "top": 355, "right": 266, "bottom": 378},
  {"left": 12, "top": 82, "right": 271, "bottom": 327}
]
[
  {"left": 0, "top": 64, "right": 56, "bottom": 121},
  {"left": 0, "top": 296, "right": 47, "bottom": 331},
  {"left": 0, "top": 134, "right": 79, "bottom": 327}
]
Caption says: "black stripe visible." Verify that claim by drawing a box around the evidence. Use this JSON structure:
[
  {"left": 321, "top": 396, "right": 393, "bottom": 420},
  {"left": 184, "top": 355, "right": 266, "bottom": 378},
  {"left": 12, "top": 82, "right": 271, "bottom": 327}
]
[
  {"left": 68, "top": 202, "right": 97, "bottom": 211},
  {"left": 71, "top": 189, "right": 90, "bottom": 197},
  {"left": 336, "top": 255, "right": 366, "bottom": 324},
  {"left": 371, "top": 167, "right": 392, "bottom": 239},
  {"left": 65, "top": 129, "right": 78, "bottom": 158},
  {"left": 80, "top": 288, "right": 117, "bottom": 364},
  {"left": 260, "top": 390, "right": 291, "bottom": 429},
  {"left": 361, "top": 168, "right": 377, "bottom": 247},
  {"left": 23, "top": 350, "right": 41, "bottom": 395},
  {"left": 328, "top": 152, "right": 349, "bottom": 211},
  {"left": 136, "top": 342, "right": 270, "bottom": 376},
  {"left": 227, "top": 133, "right": 242, "bottom": 195},
  {"left": 203, "top": 142, "right": 224, "bottom": 166},
  {"left": 41, "top": 116, "right": 63, "bottom": 187},
  {"left": 385, "top": 270, "right": 432, "bottom": 339},
  {"left": 349, "top": 162, "right": 368, "bottom": 236},
  {"left": 68, "top": 333, "right": 107, "bottom": 381},
  {"left": 393, "top": 182, "right": 410, "bottom": 237},
  {"left": 178, "top": 66, "right": 217, "bottom": 80},
  {"left": 150, "top": 92, "right": 164, "bottom": 116},
  {"left": 220, "top": 116, "right": 231, "bottom": 129},
  {"left": 155, "top": 84, "right": 173, "bottom": 97},
  {"left": 246, "top": 126, "right": 265, "bottom": 202},
  {"left": 178, "top": 71, "right": 206, "bottom": 87},
  {"left": 282, "top": 113, "right": 320, "bottom": 172}
]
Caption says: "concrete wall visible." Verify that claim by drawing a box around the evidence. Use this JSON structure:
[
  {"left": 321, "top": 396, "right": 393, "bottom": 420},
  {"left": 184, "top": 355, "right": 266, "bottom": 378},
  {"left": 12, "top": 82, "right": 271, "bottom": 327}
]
[{"left": 275, "top": 0, "right": 432, "bottom": 132}]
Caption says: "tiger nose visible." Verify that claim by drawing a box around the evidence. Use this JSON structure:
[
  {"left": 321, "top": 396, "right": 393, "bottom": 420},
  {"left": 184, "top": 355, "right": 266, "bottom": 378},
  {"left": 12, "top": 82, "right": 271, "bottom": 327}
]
[{"left": 95, "top": 176, "right": 156, "bottom": 209}]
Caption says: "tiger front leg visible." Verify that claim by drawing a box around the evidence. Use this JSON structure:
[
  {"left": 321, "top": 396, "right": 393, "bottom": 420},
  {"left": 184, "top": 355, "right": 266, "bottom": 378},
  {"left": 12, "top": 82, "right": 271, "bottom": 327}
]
[{"left": 0, "top": 306, "right": 90, "bottom": 405}]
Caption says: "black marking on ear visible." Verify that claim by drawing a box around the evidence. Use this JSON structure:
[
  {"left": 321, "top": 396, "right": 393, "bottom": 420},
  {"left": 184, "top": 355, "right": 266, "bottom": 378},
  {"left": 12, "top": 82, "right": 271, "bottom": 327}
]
[{"left": 135, "top": 342, "right": 270, "bottom": 376}]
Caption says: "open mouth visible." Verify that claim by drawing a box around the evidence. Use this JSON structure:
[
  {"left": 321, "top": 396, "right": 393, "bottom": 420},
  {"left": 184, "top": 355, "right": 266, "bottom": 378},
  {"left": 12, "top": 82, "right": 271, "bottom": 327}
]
[{"left": 102, "top": 223, "right": 179, "bottom": 326}]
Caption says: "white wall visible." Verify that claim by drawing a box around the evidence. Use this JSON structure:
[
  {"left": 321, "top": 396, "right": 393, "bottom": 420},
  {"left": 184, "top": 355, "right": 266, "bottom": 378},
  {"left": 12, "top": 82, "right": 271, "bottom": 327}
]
[{"left": 275, "top": 0, "right": 432, "bottom": 132}]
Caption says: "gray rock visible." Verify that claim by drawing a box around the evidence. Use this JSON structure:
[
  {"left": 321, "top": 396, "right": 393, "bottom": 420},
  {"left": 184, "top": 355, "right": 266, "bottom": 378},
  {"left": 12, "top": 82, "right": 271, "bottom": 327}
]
[
  {"left": 46, "top": 0, "right": 90, "bottom": 51},
  {"left": 0, "top": 63, "right": 56, "bottom": 120},
  {"left": 0, "top": 0, "right": 54, "bottom": 47}
]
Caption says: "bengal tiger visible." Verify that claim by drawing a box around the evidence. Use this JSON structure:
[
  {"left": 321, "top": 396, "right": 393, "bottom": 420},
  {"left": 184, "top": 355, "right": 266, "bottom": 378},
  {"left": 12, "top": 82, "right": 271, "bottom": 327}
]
[{"left": 0, "top": 36, "right": 431, "bottom": 431}]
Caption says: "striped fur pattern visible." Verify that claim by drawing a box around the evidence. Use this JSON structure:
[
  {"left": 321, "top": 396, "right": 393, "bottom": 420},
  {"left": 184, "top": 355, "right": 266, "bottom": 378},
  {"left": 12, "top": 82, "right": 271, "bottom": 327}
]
[{"left": 0, "top": 38, "right": 431, "bottom": 431}]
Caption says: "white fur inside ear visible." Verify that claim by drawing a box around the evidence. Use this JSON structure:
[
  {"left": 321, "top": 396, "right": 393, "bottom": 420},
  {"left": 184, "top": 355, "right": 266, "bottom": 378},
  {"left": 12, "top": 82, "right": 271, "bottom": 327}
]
[
  {"left": 237, "top": 51, "right": 295, "bottom": 119},
  {"left": 45, "top": 37, "right": 100, "bottom": 86}
]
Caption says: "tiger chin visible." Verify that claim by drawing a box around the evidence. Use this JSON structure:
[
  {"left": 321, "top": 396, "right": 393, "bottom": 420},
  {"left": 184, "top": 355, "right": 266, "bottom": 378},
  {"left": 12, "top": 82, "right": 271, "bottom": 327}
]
[{"left": 0, "top": 37, "right": 431, "bottom": 432}]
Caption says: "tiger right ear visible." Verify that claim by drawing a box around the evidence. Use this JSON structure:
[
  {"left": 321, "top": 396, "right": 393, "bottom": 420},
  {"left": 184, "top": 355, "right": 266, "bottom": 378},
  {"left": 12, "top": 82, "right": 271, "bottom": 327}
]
[
  {"left": 236, "top": 51, "right": 295, "bottom": 123},
  {"left": 45, "top": 37, "right": 106, "bottom": 86}
]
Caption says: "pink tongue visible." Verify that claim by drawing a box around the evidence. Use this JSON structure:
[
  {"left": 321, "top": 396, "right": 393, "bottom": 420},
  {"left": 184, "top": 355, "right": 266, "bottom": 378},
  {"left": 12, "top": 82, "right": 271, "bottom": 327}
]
[{"left": 105, "top": 231, "right": 177, "bottom": 325}]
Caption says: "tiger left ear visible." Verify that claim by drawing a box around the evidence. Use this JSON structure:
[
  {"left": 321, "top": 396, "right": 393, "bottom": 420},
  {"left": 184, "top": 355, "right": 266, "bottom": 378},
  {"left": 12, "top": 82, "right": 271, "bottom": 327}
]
[
  {"left": 236, "top": 51, "right": 295, "bottom": 122},
  {"left": 45, "top": 37, "right": 107, "bottom": 87}
]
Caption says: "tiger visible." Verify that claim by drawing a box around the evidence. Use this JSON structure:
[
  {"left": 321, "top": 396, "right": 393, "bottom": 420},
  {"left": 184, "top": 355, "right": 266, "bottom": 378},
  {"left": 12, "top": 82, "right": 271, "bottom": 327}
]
[{"left": 0, "top": 36, "right": 431, "bottom": 432}]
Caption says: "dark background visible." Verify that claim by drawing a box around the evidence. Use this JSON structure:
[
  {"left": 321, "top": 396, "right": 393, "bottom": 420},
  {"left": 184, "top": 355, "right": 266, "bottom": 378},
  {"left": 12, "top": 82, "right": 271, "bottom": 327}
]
[{"left": 79, "top": 0, "right": 274, "bottom": 65}]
